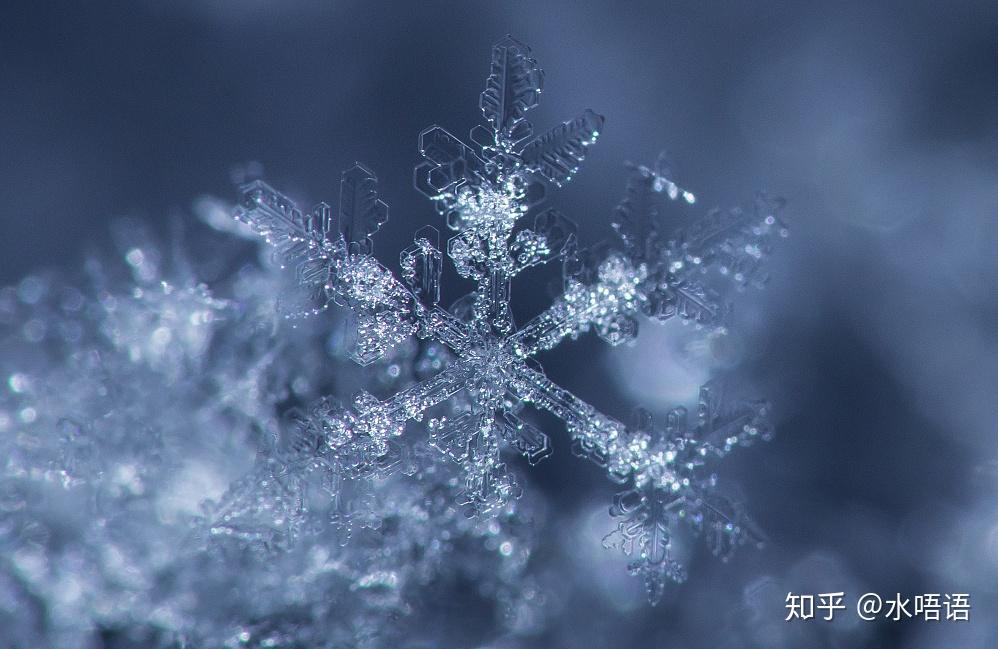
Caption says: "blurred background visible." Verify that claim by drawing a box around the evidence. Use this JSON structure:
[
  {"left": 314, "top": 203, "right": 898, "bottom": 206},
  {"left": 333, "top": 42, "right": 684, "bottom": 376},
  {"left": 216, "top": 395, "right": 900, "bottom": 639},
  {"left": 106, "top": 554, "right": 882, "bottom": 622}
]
[{"left": 2, "top": 1, "right": 997, "bottom": 647}]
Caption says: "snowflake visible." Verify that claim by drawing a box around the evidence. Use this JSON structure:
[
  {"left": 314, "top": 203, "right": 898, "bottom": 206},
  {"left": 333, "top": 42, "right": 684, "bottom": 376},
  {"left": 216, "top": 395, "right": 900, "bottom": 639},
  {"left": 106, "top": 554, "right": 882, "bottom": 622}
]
[{"left": 227, "top": 35, "right": 787, "bottom": 603}]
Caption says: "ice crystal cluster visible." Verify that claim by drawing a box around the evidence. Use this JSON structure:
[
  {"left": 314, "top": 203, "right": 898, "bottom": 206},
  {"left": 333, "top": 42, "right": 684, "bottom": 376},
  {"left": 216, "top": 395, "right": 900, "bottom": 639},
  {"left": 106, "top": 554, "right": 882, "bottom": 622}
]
[{"left": 0, "top": 37, "right": 785, "bottom": 647}]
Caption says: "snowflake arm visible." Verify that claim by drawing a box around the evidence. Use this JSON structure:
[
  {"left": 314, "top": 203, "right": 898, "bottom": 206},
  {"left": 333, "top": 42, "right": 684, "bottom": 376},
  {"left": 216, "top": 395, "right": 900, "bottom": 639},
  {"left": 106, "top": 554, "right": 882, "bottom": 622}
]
[
  {"left": 505, "top": 364, "right": 630, "bottom": 477},
  {"left": 611, "top": 160, "right": 788, "bottom": 329},
  {"left": 518, "top": 109, "right": 604, "bottom": 186},
  {"left": 479, "top": 35, "right": 544, "bottom": 149},
  {"left": 600, "top": 382, "right": 772, "bottom": 604},
  {"left": 511, "top": 253, "right": 648, "bottom": 355},
  {"left": 236, "top": 168, "right": 419, "bottom": 364},
  {"left": 416, "top": 35, "right": 604, "bottom": 339}
]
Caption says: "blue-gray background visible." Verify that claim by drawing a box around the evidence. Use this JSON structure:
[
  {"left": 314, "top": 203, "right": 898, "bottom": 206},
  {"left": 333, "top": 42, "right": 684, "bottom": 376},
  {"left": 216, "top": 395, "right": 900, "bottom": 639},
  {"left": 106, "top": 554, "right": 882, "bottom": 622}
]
[{"left": 2, "top": 1, "right": 997, "bottom": 647}]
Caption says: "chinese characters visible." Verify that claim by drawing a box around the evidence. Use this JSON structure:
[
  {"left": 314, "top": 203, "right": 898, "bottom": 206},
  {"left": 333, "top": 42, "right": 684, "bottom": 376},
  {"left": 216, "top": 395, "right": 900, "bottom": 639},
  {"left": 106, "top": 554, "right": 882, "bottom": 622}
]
[{"left": 786, "top": 592, "right": 970, "bottom": 622}]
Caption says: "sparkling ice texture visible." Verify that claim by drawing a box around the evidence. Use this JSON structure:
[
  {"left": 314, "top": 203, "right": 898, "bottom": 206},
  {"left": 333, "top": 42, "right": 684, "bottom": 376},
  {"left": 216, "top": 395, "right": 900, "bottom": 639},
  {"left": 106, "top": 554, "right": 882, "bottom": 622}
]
[{"left": 0, "top": 36, "right": 785, "bottom": 647}]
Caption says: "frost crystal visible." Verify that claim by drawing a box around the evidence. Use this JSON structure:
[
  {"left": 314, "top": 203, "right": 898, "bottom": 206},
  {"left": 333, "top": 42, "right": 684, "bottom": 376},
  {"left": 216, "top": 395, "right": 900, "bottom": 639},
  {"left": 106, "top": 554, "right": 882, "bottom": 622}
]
[
  {"left": 232, "top": 36, "right": 785, "bottom": 602},
  {"left": 0, "top": 36, "right": 785, "bottom": 647}
]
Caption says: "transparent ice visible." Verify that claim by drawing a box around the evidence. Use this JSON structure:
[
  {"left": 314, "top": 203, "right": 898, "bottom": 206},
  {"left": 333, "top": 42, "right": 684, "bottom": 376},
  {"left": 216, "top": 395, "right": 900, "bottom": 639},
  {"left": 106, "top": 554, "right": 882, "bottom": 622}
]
[{"left": 0, "top": 36, "right": 785, "bottom": 647}]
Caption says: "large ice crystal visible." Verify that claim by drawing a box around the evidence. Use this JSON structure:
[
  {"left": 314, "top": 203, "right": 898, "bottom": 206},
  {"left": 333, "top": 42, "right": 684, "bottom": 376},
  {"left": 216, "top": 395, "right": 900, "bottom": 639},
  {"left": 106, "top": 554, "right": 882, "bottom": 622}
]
[
  {"left": 230, "top": 35, "right": 785, "bottom": 602},
  {"left": 0, "top": 36, "right": 784, "bottom": 647}
]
